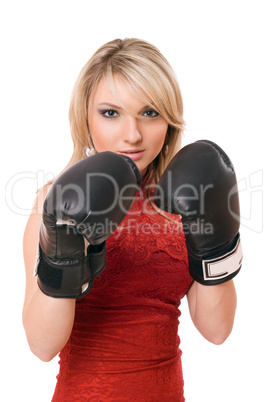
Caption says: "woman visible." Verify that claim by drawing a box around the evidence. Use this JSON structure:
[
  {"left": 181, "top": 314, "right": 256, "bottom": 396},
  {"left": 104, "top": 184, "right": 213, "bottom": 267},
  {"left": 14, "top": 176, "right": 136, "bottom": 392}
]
[{"left": 23, "top": 38, "right": 238, "bottom": 401}]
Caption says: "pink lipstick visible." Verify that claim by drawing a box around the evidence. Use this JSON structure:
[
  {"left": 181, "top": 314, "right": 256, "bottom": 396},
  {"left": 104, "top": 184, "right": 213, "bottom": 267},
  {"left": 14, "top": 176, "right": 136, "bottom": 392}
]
[{"left": 118, "top": 150, "right": 145, "bottom": 161}]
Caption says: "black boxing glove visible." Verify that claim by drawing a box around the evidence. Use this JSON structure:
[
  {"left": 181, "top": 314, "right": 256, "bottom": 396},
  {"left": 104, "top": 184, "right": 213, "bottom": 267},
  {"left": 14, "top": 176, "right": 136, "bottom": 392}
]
[
  {"left": 154, "top": 140, "right": 242, "bottom": 286},
  {"left": 35, "top": 151, "right": 141, "bottom": 298}
]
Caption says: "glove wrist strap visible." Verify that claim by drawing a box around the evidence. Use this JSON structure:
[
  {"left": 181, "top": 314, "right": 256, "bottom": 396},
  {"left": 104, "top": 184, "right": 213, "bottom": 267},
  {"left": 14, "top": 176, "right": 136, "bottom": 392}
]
[
  {"left": 36, "top": 243, "right": 106, "bottom": 298},
  {"left": 189, "top": 233, "right": 242, "bottom": 285}
]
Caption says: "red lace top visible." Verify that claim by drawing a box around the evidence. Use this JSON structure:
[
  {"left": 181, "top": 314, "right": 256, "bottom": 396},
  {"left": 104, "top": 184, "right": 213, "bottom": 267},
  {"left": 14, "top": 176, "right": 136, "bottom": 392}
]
[{"left": 52, "top": 186, "right": 193, "bottom": 401}]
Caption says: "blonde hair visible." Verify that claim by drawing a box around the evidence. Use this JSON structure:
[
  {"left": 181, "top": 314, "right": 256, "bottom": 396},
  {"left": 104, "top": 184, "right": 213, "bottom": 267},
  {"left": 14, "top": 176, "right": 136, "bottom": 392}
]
[{"left": 66, "top": 38, "right": 185, "bottom": 186}]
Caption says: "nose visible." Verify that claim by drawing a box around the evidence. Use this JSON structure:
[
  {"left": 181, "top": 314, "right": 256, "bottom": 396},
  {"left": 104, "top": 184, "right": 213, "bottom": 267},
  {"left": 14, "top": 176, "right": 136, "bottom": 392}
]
[{"left": 123, "top": 116, "right": 142, "bottom": 144}]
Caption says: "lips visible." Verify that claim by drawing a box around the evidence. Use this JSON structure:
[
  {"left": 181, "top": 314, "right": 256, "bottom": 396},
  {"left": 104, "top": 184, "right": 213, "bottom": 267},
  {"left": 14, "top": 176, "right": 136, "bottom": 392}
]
[{"left": 118, "top": 150, "right": 145, "bottom": 161}]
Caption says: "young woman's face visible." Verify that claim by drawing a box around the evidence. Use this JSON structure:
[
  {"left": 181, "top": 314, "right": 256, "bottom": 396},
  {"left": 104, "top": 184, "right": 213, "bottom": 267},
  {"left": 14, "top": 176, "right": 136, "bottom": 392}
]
[{"left": 88, "top": 77, "right": 168, "bottom": 175}]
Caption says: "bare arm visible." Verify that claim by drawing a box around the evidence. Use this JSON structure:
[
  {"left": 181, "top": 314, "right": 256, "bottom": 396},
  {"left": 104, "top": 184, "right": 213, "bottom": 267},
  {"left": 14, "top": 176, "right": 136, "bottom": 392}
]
[
  {"left": 22, "top": 188, "right": 76, "bottom": 362},
  {"left": 187, "top": 279, "right": 237, "bottom": 345}
]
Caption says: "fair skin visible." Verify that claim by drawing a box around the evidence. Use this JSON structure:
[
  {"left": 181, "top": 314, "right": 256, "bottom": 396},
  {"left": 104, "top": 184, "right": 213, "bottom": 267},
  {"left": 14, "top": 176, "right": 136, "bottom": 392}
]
[
  {"left": 23, "top": 76, "right": 236, "bottom": 362},
  {"left": 23, "top": 186, "right": 76, "bottom": 362},
  {"left": 88, "top": 77, "right": 168, "bottom": 175}
]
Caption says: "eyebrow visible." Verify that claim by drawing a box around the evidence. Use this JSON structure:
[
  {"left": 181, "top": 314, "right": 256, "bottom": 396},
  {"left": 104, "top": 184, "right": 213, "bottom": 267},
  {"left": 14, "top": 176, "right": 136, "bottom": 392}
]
[{"left": 97, "top": 102, "right": 123, "bottom": 109}]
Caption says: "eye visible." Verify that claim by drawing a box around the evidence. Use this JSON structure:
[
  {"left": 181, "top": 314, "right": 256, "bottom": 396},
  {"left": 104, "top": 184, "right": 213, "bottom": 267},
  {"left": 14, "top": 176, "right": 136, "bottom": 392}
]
[
  {"left": 99, "top": 109, "right": 119, "bottom": 118},
  {"left": 143, "top": 109, "right": 159, "bottom": 118}
]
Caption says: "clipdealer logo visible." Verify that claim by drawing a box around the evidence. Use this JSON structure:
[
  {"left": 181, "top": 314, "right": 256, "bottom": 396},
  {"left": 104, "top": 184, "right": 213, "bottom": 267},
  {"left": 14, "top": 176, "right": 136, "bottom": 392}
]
[
  {"left": 229, "top": 169, "right": 264, "bottom": 233},
  {"left": 5, "top": 169, "right": 264, "bottom": 234}
]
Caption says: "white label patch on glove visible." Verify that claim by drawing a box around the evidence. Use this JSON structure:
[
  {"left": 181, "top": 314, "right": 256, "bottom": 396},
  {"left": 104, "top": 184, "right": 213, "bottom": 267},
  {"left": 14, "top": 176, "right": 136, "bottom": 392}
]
[{"left": 202, "top": 237, "right": 243, "bottom": 281}]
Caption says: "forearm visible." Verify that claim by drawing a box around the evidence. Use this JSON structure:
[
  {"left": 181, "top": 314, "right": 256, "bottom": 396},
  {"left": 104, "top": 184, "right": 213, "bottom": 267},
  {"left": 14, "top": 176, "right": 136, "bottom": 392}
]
[
  {"left": 23, "top": 286, "right": 76, "bottom": 361},
  {"left": 187, "top": 280, "right": 237, "bottom": 344}
]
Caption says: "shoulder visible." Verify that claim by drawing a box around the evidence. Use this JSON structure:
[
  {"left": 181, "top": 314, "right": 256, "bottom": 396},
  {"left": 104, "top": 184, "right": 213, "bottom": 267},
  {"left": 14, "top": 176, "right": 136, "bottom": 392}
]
[
  {"left": 23, "top": 185, "right": 51, "bottom": 264},
  {"left": 23, "top": 184, "right": 51, "bottom": 240},
  {"left": 33, "top": 184, "right": 51, "bottom": 215}
]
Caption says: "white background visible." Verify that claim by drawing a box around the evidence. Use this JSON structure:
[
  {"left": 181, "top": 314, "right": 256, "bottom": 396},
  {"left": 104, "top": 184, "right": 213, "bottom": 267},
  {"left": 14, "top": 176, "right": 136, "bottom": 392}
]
[{"left": 1, "top": 1, "right": 267, "bottom": 401}]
